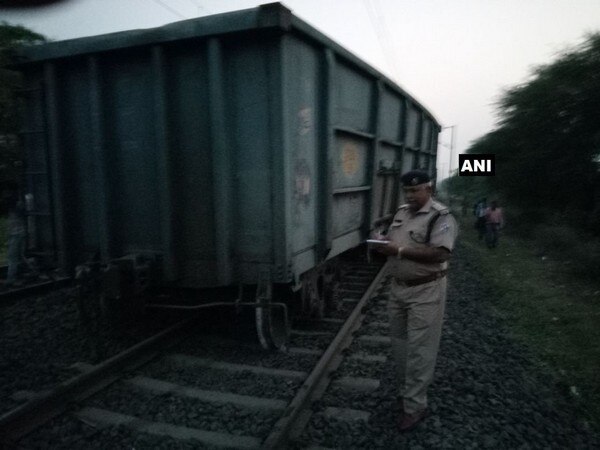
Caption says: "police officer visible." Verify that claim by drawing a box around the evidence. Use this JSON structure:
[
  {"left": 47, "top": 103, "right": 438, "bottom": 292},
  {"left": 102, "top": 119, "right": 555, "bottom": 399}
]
[{"left": 372, "top": 170, "right": 458, "bottom": 432}]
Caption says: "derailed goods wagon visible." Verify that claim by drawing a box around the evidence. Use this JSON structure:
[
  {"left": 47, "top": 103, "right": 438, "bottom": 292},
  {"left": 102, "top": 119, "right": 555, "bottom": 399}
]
[{"left": 14, "top": 2, "right": 440, "bottom": 348}]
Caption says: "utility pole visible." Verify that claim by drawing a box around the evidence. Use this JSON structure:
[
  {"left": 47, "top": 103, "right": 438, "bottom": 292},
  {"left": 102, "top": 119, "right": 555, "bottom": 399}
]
[
  {"left": 440, "top": 125, "right": 456, "bottom": 178},
  {"left": 439, "top": 125, "right": 456, "bottom": 203},
  {"left": 447, "top": 125, "right": 456, "bottom": 177}
]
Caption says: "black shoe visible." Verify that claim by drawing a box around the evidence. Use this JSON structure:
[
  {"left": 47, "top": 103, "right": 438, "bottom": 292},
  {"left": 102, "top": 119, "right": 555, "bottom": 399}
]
[{"left": 398, "top": 408, "right": 429, "bottom": 432}]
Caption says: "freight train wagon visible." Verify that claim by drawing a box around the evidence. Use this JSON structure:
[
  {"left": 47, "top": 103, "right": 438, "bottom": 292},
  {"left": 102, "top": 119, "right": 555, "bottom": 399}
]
[{"left": 14, "top": 2, "right": 441, "bottom": 348}]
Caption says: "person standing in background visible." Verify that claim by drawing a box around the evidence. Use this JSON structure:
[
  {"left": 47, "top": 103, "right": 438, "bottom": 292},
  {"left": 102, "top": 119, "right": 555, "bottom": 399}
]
[
  {"left": 485, "top": 200, "right": 504, "bottom": 249},
  {"left": 474, "top": 198, "right": 487, "bottom": 240}
]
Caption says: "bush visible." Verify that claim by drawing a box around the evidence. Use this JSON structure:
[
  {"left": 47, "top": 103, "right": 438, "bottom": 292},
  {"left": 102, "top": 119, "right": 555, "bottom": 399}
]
[
  {"left": 505, "top": 206, "right": 547, "bottom": 239},
  {"left": 568, "top": 238, "right": 600, "bottom": 281},
  {"left": 534, "top": 223, "right": 581, "bottom": 254},
  {"left": 533, "top": 222, "right": 600, "bottom": 280}
]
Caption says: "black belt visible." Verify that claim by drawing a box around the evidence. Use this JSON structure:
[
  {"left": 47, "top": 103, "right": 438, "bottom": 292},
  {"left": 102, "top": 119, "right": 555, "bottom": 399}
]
[{"left": 396, "top": 270, "right": 447, "bottom": 287}]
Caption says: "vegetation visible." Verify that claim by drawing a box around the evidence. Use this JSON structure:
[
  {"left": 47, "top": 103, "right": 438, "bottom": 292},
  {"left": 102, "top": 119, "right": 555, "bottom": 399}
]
[
  {"left": 447, "top": 32, "right": 600, "bottom": 234},
  {"left": 445, "top": 31, "right": 600, "bottom": 274},
  {"left": 0, "top": 22, "right": 46, "bottom": 211},
  {"left": 458, "top": 217, "right": 600, "bottom": 429},
  {"left": 443, "top": 32, "right": 600, "bottom": 430}
]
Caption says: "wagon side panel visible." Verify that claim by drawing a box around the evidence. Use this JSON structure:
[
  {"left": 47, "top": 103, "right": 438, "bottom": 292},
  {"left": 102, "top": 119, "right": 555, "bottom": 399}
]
[
  {"left": 328, "top": 60, "right": 376, "bottom": 257},
  {"left": 281, "top": 35, "right": 322, "bottom": 278},
  {"left": 224, "top": 37, "right": 276, "bottom": 284},
  {"left": 166, "top": 43, "right": 217, "bottom": 286}
]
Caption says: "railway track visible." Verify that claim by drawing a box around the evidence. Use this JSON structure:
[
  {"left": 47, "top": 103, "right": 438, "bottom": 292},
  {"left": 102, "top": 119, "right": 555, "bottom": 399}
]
[
  {"left": 0, "top": 264, "right": 71, "bottom": 305},
  {"left": 1, "top": 254, "right": 394, "bottom": 449}
]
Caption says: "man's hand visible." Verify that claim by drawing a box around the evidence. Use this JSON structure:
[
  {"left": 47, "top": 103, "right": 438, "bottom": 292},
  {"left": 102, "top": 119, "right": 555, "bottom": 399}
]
[{"left": 371, "top": 241, "right": 399, "bottom": 256}]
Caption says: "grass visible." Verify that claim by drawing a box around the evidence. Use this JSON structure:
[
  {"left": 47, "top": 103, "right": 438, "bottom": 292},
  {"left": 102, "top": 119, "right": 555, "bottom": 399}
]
[{"left": 458, "top": 215, "right": 600, "bottom": 429}]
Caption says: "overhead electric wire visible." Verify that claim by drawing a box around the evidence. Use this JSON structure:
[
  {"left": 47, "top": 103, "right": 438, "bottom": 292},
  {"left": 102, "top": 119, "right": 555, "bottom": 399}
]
[
  {"left": 371, "top": 0, "right": 402, "bottom": 80},
  {"left": 364, "top": 0, "right": 402, "bottom": 82},
  {"left": 186, "top": 0, "right": 212, "bottom": 15},
  {"left": 149, "top": 0, "right": 188, "bottom": 19}
]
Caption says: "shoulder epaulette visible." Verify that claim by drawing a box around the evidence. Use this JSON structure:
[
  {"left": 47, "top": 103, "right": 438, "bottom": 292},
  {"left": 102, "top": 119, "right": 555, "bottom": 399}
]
[
  {"left": 431, "top": 201, "right": 450, "bottom": 215},
  {"left": 424, "top": 202, "right": 453, "bottom": 243}
]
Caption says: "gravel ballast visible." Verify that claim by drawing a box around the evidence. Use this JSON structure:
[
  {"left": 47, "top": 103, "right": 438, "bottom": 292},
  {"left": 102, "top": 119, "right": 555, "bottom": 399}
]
[
  {"left": 296, "top": 241, "right": 600, "bottom": 448},
  {"left": 11, "top": 243, "right": 600, "bottom": 448},
  {"left": 0, "top": 287, "right": 176, "bottom": 415}
]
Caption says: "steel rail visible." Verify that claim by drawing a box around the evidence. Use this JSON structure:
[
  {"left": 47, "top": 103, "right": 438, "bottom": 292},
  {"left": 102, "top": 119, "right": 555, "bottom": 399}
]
[
  {"left": 0, "top": 318, "right": 193, "bottom": 444},
  {"left": 0, "top": 276, "right": 71, "bottom": 304},
  {"left": 262, "top": 263, "right": 388, "bottom": 449}
]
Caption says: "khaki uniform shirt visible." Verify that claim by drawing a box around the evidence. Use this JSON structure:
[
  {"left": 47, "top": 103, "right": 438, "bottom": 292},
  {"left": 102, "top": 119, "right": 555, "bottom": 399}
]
[{"left": 386, "top": 198, "right": 458, "bottom": 281}]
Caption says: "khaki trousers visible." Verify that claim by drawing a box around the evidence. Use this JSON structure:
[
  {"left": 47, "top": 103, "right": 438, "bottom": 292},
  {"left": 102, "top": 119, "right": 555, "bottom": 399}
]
[{"left": 388, "top": 277, "right": 447, "bottom": 414}]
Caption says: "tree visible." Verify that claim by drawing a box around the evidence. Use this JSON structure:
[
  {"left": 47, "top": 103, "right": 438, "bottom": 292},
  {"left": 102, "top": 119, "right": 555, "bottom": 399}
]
[
  {"left": 465, "top": 33, "right": 600, "bottom": 230},
  {"left": 0, "top": 22, "right": 46, "bottom": 208}
]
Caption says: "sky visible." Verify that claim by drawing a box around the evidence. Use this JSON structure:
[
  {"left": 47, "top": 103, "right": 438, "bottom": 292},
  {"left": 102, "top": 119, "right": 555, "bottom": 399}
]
[{"left": 3, "top": 0, "right": 600, "bottom": 180}]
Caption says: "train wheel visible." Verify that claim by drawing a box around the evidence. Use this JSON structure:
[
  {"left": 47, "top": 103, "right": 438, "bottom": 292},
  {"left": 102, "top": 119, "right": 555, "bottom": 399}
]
[{"left": 255, "top": 273, "right": 289, "bottom": 351}]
